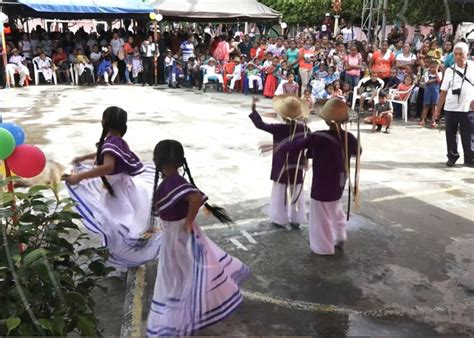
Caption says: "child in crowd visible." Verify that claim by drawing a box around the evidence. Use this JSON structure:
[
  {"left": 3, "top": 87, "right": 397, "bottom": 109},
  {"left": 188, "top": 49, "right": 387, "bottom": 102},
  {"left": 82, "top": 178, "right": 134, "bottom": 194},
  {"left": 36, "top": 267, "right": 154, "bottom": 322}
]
[
  {"left": 311, "top": 78, "right": 329, "bottom": 101},
  {"left": 74, "top": 48, "right": 94, "bottom": 85},
  {"left": 65, "top": 106, "right": 160, "bottom": 269},
  {"left": 130, "top": 47, "right": 143, "bottom": 84},
  {"left": 202, "top": 57, "right": 224, "bottom": 92},
  {"left": 342, "top": 81, "right": 353, "bottom": 104},
  {"left": 324, "top": 66, "right": 340, "bottom": 85},
  {"left": 332, "top": 80, "right": 343, "bottom": 99},
  {"left": 97, "top": 47, "right": 118, "bottom": 85},
  {"left": 146, "top": 140, "right": 249, "bottom": 336},
  {"left": 250, "top": 96, "right": 310, "bottom": 229},
  {"left": 393, "top": 74, "right": 414, "bottom": 101},
  {"left": 420, "top": 61, "right": 442, "bottom": 128},
  {"left": 302, "top": 88, "right": 315, "bottom": 114},
  {"left": 263, "top": 57, "right": 280, "bottom": 98},
  {"left": 358, "top": 72, "right": 382, "bottom": 112},
  {"left": 246, "top": 62, "right": 263, "bottom": 92},
  {"left": 326, "top": 84, "right": 335, "bottom": 97},
  {"left": 278, "top": 99, "right": 360, "bottom": 255},
  {"left": 385, "top": 68, "right": 401, "bottom": 89},
  {"left": 35, "top": 52, "right": 54, "bottom": 84},
  {"left": 228, "top": 56, "right": 243, "bottom": 92},
  {"left": 282, "top": 73, "right": 299, "bottom": 95},
  {"left": 365, "top": 91, "right": 393, "bottom": 133}
]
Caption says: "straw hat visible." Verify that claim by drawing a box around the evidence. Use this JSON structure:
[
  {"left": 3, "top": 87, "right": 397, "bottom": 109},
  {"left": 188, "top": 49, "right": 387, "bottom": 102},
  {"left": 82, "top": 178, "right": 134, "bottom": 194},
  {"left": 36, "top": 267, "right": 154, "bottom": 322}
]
[
  {"left": 11, "top": 48, "right": 19, "bottom": 53},
  {"left": 272, "top": 94, "right": 310, "bottom": 120},
  {"left": 319, "top": 98, "right": 349, "bottom": 123},
  {"left": 233, "top": 56, "right": 241, "bottom": 62}
]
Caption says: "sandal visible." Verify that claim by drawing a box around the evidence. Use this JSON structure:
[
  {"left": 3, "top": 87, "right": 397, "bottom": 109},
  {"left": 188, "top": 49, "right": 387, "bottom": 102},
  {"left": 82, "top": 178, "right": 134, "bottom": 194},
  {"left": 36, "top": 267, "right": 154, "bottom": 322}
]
[
  {"left": 419, "top": 121, "right": 425, "bottom": 128},
  {"left": 431, "top": 122, "right": 438, "bottom": 128}
]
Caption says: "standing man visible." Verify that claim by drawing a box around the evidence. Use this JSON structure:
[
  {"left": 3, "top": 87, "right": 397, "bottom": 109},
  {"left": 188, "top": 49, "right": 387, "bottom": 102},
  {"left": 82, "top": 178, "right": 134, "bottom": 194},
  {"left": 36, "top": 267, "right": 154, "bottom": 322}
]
[
  {"left": 179, "top": 34, "right": 195, "bottom": 63},
  {"left": 437, "top": 42, "right": 474, "bottom": 168},
  {"left": 341, "top": 21, "right": 355, "bottom": 45}
]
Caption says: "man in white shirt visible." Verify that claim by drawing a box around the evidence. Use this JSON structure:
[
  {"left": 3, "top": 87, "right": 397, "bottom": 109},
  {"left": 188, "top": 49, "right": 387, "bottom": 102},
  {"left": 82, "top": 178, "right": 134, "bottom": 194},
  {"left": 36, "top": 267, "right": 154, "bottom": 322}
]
[
  {"left": 7, "top": 49, "right": 30, "bottom": 87},
  {"left": 437, "top": 42, "right": 474, "bottom": 167}
]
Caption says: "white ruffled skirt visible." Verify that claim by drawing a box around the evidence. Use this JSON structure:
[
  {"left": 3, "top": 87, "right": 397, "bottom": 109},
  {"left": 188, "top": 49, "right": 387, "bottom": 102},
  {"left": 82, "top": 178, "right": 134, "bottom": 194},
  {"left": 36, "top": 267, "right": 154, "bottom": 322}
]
[
  {"left": 146, "top": 218, "right": 250, "bottom": 336},
  {"left": 66, "top": 164, "right": 160, "bottom": 268}
]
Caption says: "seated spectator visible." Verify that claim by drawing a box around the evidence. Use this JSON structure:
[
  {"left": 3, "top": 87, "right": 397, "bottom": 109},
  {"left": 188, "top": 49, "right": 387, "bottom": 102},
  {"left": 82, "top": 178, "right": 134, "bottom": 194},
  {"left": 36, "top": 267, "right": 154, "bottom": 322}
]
[
  {"left": 89, "top": 44, "right": 102, "bottom": 67},
  {"left": 392, "top": 74, "right": 414, "bottom": 101},
  {"left": 358, "top": 72, "right": 382, "bottom": 112},
  {"left": 7, "top": 48, "right": 30, "bottom": 87},
  {"left": 74, "top": 48, "right": 94, "bottom": 85},
  {"left": 245, "top": 62, "right": 263, "bottom": 92},
  {"left": 385, "top": 68, "right": 401, "bottom": 89},
  {"left": 332, "top": 80, "right": 344, "bottom": 99},
  {"left": 187, "top": 56, "right": 202, "bottom": 90},
  {"left": 97, "top": 47, "right": 118, "bottom": 85},
  {"left": 130, "top": 48, "right": 143, "bottom": 85},
  {"left": 202, "top": 58, "right": 223, "bottom": 92},
  {"left": 323, "top": 66, "right": 340, "bottom": 84},
  {"left": 311, "top": 78, "right": 329, "bottom": 101},
  {"left": 228, "top": 57, "right": 242, "bottom": 93},
  {"left": 342, "top": 81, "right": 352, "bottom": 104},
  {"left": 52, "top": 47, "right": 71, "bottom": 84},
  {"left": 34, "top": 52, "right": 54, "bottom": 84}
]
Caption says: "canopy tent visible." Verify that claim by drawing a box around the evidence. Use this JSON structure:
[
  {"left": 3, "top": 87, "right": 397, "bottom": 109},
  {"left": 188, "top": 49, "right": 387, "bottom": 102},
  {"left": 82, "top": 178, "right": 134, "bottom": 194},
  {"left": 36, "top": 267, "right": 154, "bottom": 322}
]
[
  {"left": 3, "top": 0, "right": 154, "bottom": 19},
  {"left": 148, "top": 0, "right": 281, "bottom": 21}
]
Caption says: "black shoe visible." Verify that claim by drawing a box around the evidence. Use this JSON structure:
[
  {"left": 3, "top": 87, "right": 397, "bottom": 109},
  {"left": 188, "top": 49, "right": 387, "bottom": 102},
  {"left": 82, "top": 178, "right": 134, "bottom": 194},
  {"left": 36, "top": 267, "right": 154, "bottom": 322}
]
[
  {"left": 289, "top": 223, "right": 300, "bottom": 230},
  {"left": 463, "top": 162, "right": 474, "bottom": 168},
  {"left": 335, "top": 241, "right": 345, "bottom": 250},
  {"left": 446, "top": 159, "right": 457, "bottom": 167},
  {"left": 272, "top": 222, "right": 286, "bottom": 228},
  {"left": 384, "top": 128, "right": 390, "bottom": 134},
  {"left": 376, "top": 124, "right": 382, "bottom": 132}
]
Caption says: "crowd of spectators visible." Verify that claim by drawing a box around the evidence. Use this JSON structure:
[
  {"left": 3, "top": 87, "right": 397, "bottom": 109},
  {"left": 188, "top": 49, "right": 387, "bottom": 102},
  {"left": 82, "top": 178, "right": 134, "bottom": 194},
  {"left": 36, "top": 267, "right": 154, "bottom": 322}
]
[{"left": 1, "top": 21, "right": 473, "bottom": 127}]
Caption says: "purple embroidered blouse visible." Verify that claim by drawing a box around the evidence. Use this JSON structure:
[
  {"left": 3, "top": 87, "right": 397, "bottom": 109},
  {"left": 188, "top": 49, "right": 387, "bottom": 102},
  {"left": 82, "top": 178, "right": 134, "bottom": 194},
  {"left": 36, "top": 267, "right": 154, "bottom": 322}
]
[
  {"left": 280, "top": 130, "right": 359, "bottom": 202},
  {"left": 154, "top": 174, "right": 208, "bottom": 222},
  {"left": 249, "top": 110, "right": 309, "bottom": 184},
  {"left": 100, "top": 136, "right": 144, "bottom": 176}
]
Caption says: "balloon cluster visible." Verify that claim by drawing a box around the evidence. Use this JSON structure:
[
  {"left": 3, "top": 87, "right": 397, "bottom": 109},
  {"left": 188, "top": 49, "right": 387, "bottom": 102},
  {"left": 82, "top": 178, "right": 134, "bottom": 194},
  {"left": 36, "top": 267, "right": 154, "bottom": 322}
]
[
  {"left": 0, "top": 118, "right": 46, "bottom": 179},
  {"left": 149, "top": 12, "right": 163, "bottom": 22}
]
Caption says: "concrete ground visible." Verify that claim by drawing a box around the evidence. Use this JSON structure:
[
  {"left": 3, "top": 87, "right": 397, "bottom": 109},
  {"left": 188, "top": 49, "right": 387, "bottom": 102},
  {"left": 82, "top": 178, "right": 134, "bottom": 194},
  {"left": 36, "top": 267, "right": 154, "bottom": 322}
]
[{"left": 1, "top": 85, "right": 473, "bottom": 336}]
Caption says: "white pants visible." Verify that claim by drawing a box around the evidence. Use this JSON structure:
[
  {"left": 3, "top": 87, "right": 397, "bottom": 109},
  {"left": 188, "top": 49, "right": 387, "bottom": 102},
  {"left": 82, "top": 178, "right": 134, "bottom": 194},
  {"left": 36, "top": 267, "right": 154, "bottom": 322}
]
[
  {"left": 309, "top": 199, "right": 347, "bottom": 255},
  {"left": 229, "top": 74, "right": 242, "bottom": 89},
  {"left": 269, "top": 182, "right": 306, "bottom": 225},
  {"left": 104, "top": 66, "right": 118, "bottom": 83},
  {"left": 7, "top": 64, "right": 30, "bottom": 86},
  {"left": 247, "top": 75, "right": 263, "bottom": 90},
  {"left": 203, "top": 73, "right": 223, "bottom": 84},
  {"left": 40, "top": 68, "right": 53, "bottom": 82}
]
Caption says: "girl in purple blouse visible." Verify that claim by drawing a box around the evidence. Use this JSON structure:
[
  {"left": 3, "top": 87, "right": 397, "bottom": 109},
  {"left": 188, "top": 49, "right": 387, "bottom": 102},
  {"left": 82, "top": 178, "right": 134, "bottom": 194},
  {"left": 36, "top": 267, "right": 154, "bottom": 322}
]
[
  {"left": 66, "top": 106, "right": 160, "bottom": 269},
  {"left": 146, "top": 140, "right": 249, "bottom": 336}
]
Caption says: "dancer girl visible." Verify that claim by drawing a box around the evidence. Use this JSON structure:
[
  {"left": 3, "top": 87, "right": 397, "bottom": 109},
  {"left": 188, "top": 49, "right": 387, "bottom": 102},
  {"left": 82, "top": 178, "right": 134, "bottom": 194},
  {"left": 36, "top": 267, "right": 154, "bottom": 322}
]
[
  {"left": 146, "top": 140, "right": 250, "bottom": 337},
  {"left": 65, "top": 106, "right": 160, "bottom": 268},
  {"left": 249, "top": 95, "right": 310, "bottom": 229}
]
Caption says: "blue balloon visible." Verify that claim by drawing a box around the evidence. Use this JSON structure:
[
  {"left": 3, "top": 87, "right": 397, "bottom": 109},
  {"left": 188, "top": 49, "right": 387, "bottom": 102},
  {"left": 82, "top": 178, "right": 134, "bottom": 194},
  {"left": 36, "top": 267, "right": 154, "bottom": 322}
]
[{"left": 0, "top": 123, "right": 25, "bottom": 146}]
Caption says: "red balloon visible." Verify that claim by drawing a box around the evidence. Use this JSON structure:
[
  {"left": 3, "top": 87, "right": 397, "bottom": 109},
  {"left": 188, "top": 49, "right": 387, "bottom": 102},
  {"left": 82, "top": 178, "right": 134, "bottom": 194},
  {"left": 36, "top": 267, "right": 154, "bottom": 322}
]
[{"left": 7, "top": 145, "right": 46, "bottom": 178}]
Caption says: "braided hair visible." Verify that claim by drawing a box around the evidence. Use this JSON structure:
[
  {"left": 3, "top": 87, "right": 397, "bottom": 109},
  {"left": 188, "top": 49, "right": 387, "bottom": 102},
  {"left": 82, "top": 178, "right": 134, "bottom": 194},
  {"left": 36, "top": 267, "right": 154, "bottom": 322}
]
[
  {"left": 152, "top": 140, "right": 233, "bottom": 224},
  {"left": 96, "top": 106, "right": 128, "bottom": 197}
]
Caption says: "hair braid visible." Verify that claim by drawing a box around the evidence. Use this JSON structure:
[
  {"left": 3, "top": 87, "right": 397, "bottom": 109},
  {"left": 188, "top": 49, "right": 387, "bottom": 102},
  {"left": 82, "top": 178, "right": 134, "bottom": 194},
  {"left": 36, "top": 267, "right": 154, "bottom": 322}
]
[
  {"left": 149, "top": 169, "right": 160, "bottom": 229},
  {"left": 96, "top": 125, "right": 115, "bottom": 196},
  {"left": 183, "top": 158, "right": 233, "bottom": 225}
]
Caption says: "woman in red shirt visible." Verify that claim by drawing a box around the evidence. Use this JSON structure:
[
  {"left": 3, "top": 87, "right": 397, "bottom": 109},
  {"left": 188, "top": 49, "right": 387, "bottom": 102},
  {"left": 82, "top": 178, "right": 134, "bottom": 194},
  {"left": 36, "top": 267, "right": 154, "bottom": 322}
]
[{"left": 370, "top": 40, "right": 394, "bottom": 82}]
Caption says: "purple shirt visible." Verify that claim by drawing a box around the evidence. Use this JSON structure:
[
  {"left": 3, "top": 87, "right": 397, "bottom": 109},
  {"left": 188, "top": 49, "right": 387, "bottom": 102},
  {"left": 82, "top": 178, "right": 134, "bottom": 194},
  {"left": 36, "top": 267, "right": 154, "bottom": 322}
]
[
  {"left": 281, "top": 130, "right": 359, "bottom": 201},
  {"left": 100, "top": 136, "right": 144, "bottom": 176},
  {"left": 249, "top": 110, "right": 309, "bottom": 184},
  {"left": 154, "top": 174, "right": 208, "bottom": 222}
]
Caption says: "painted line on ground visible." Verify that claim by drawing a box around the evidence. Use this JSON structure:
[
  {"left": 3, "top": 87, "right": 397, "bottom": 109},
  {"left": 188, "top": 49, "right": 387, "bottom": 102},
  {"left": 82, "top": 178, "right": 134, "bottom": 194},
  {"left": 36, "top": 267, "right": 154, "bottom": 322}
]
[
  {"left": 241, "top": 230, "right": 258, "bottom": 244},
  {"left": 120, "top": 265, "right": 146, "bottom": 337},
  {"left": 229, "top": 238, "right": 249, "bottom": 251},
  {"left": 242, "top": 289, "right": 474, "bottom": 318},
  {"left": 370, "top": 188, "right": 459, "bottom": 203}
]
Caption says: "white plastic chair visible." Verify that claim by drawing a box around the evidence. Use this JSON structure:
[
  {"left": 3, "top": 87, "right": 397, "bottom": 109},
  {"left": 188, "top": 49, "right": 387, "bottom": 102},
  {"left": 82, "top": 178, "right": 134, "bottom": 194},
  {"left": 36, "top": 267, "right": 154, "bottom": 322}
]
[
  {"left": 351, "top": 77, "right": 385, "bottom": 111},
  {"left": 389, "top": 84, "right": 415, "bottom": 123},
  {"left": 33, "top": 56, "right": 57, "bottom": 85}
]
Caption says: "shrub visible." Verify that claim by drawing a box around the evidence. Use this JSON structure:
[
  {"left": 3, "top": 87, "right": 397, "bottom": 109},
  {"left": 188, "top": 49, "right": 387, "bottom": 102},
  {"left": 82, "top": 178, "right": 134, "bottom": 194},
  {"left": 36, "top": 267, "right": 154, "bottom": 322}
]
[{"left": 0, "top": 180, "right": 113, "bottom": 336}]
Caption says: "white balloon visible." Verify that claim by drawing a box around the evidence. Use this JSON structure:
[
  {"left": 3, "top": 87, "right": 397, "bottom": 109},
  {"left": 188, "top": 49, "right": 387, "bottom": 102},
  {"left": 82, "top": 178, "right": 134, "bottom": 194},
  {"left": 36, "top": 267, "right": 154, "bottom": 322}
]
[
  {"left": 0, "top": 12, "right": 8, "bottom": 23},
  {"left": 204, "top": 27, "right": 211, "bottom": 34},
  {"left": 280, "top": 22, "right": 288, "bottom": 29},
  {"left": 156, "top": 13, "right": 163, "bottom": 22}
]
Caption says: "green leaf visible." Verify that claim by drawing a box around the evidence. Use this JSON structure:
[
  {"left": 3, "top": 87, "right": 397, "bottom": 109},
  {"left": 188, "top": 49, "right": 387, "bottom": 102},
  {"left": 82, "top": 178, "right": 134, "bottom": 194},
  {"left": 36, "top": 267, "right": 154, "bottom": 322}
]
[
  {"left": 76, "top": 315, "right": 97, "bottom": 336},
  {"left": 22, "top": 248, "right": 48, "bottom": 265},
  {"left": 65, "top": 292, "right": 86, "bottom": 308},
  {"left": 88, "top": 261, "right": 106, "bottom": 275},
  {"left": 38, "top": 318, "right": 53, "bottom": 332},
  {"left": 51, "top": 316, "right": 65, "bottom": 336},
  {"left": 6, "top": 317, "right": 21, "bottom": 335}
]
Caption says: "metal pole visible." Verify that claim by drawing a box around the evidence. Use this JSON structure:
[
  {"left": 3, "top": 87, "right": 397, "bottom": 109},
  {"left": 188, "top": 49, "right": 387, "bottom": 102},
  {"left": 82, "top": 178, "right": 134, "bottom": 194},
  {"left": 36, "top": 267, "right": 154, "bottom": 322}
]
[
  {"left": 153, "top": 20, "right": 158, "bottom": 86},
  {"left": 1, "top": 25, "right": 10, "bottom": 88},
  {"left": 367, "top": 0, "right": 374, "bottom": 43},
  {"left": 333, "top": 15, "right": 340, "bottom": 38},
  {"left": 381, "top": 0, "right": 388, "bottom": 42}
]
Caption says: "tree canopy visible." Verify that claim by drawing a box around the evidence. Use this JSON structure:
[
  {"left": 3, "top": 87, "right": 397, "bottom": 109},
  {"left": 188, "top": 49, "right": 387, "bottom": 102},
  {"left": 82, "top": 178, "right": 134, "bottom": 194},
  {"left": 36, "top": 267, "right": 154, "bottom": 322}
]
[{"left": 260, "top": 0, "right": 474, "bottom": 26}]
